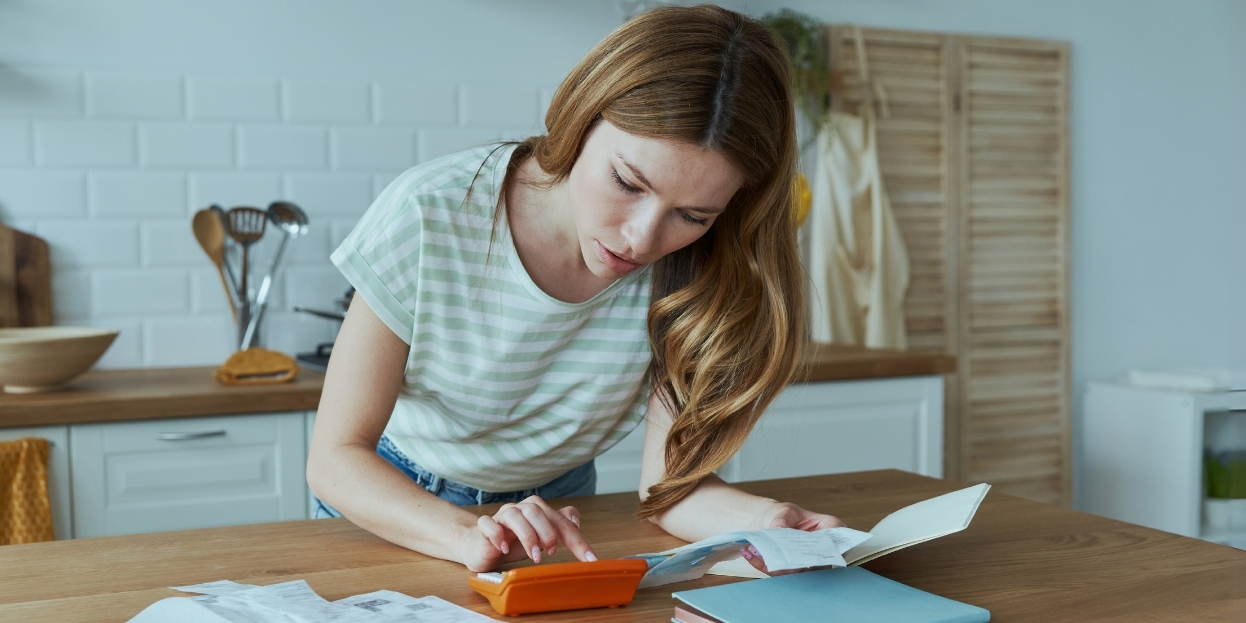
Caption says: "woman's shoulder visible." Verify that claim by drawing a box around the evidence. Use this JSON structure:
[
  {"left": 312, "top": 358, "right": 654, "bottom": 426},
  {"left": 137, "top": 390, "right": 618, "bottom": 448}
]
[{"left": 378, "top": 143, "right": 513, "bottom": 219}]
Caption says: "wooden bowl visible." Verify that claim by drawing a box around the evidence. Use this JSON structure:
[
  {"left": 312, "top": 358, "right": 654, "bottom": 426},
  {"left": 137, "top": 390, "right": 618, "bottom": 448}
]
[{"left": 0, "top": 327, "right": 119, "bottom": 393}]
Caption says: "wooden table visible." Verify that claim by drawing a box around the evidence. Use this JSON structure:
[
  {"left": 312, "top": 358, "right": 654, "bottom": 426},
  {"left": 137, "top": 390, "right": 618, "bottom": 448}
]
[{"left": 1, "top": 470, "right": 1240, "bottom": 622}]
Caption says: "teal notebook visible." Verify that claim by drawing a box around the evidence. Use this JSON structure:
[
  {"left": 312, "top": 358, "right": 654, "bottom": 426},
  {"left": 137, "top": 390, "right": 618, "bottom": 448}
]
[{"left": 672, "top": 567, "right": 989, "bottom": 623}]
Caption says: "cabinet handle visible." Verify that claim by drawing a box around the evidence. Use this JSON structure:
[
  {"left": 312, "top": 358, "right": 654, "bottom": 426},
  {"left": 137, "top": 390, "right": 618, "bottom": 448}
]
[{"left": 156, "top": 430, "right": 227, "bottom": 441}]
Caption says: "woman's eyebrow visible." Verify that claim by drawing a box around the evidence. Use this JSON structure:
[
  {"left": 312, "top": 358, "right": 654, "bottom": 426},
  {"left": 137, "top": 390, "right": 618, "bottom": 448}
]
[
  {"left": 615, "top": 151, "right": 724, "bottom": 215},
  {"left": 616, "top": 152, "right": 657, "bottom": 191}
]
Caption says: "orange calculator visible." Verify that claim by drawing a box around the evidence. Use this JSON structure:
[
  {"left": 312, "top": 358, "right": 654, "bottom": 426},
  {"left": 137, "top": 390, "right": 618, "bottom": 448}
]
[{"left": 467, "top": 559, "right": 649, "bottom": 616}]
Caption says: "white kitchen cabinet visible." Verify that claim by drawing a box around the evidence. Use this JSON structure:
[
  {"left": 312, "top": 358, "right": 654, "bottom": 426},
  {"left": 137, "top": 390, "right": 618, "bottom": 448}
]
[
  {"left": 594, "top": 376, "right": 944, "bottom": 495},
  {"left": 70, "top": 412, "right": 308, "bottom": 538},
  {"left": 0, "top": 425, "right": 72, "bottom": 540}
]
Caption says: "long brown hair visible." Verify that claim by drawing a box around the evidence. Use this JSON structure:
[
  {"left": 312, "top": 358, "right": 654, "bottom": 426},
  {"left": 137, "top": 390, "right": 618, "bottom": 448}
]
[{"left": 506, "top": 4, "right": 804, "bottom": 519}]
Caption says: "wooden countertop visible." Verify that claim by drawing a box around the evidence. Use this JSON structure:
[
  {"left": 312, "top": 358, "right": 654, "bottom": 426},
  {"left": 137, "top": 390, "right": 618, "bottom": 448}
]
[
  {"left": 0, "top": 345, "right": 954, "bottom": 428},
  {"left": 0, "top": 470, "right": 1240, "bottom": 622}
]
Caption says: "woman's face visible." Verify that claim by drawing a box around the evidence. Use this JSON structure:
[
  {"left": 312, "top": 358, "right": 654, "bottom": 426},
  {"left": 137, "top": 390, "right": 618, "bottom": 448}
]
[{"left": 566, "top": 120, "right": 744, "bottom": 280}]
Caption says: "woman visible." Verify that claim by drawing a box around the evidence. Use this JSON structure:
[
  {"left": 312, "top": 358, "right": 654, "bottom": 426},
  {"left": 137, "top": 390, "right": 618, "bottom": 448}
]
[{"left": 307, "top": 4, "right": 843, "bottom": 573}]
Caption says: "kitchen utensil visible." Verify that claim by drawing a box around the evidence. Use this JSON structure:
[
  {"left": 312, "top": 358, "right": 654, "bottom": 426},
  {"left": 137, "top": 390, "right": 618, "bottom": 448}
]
[
  {"left": 0, "top": 327, "right": 118, "bottom": 393},
  {"left": 0, "top": 225, "right": 52, "bottom": 328},
  {"left": 225, "top": 207, "right": 267, "bottom": 348},
  {"left": 208, "top": 204, "right": 241, "bottom": 297},
  {"left": 240, "top": 202, "right": 308, "bottom": 349},
  {"left": 191, "top": 209, "right": 238, "bottom": 319}
]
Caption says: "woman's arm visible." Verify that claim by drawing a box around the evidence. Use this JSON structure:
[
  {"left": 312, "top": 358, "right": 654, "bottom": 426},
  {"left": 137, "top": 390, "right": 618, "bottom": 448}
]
[
  {"left": 307, "top": 294, "right": 596, "bottom": 571},
  {"left": 637, "top": 391, "right": 844, "bottom": 542}
]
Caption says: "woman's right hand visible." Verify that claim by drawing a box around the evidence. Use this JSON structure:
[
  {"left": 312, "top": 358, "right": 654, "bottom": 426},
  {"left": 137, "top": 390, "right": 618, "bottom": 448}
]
[{"left": 461, "top": 495, "right": 599, "bottom": 572}]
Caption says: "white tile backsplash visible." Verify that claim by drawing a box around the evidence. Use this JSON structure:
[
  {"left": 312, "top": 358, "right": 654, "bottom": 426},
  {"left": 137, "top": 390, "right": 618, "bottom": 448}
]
[
  {"left": 188, "top": 76, "right": 281, "bottom": 121},
  {"left": 90, "top": 172, "right": 186, "bottom": 218},
  {"left": 374, "top": 83, "right": 457, "bottom": 126},
  {"left": 0, "top": 121, "right": 33, "bottom": 165},
  {"left": 331, "top": 127, "right": 417, "bottom": 170},
  {"left": 189, "top": 172, "right": 283, "bottom": 210},
  {"left": 239, "top": 125, "right": 328, "bottom": 169},
  {"left": 0, "top": 64, "right": 551, "bottom": 367},
  {"left": 0, "top": 68, "right": 83, "bottom": 117},
  {"left": 0, "top": 170, "right": 87, "bottom": 219},
  {"left": 283, "top": 79, "right": 370, "bottom": 124},
  {"left": 139, "top": 123, "right": 235, "bottom": 169},
  {"left": 86, "top": 72, "right": 185, "bottom": 119},
  {"left": 284, "top": 173, "right": 372, "bottom": 217},
  {"left": 35, "top": 121, "right": 136, "bottom": 167},
  {"left": 92, "top": 268, "right": 191, "bottom": 316},
  {"left": 37, "top": 220, "right": 140, "bottom": 267}
]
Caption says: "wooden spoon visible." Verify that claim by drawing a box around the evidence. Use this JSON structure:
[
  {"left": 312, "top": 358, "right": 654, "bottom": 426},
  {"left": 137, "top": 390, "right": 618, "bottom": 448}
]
[{"left": 191, "top": 209, "right": 237, "bottom": 319}]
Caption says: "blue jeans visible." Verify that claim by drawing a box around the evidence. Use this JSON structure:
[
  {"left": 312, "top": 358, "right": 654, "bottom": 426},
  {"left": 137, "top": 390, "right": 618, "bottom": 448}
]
[{"left": 313, "top": 435, "right": 597, "bottom": 518}]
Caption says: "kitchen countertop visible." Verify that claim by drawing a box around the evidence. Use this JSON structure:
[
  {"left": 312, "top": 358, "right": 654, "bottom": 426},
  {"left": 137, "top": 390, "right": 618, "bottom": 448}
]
[
  {"left": 0, "top": 345, "right": 954, "bottom": 428},
  {"left": 0, "top": 469, "right": 1239, "bottom": 622}
]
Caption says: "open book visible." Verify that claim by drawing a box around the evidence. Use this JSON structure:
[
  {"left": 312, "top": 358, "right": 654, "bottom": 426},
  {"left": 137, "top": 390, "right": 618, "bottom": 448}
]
[{"left": 628, "top": 484, "right": 990, "bottom": 588}]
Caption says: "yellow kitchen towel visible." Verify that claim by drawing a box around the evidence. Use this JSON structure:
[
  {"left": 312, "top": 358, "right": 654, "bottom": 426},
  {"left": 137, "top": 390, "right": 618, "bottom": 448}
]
[
  {"left": 0, "top": 437, "right": 55, "bottom": 544},
  {"left": 213, "top": 348, "right": 299, "bottom": 386}
]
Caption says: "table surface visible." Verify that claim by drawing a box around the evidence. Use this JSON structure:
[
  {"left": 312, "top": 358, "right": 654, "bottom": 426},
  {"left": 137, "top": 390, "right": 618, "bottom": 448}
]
[
  {"left": 0, "top": 470, "right": 1241, "bottom": 622},
  {"left": 0, "top": 345, "right": 954, "bottom": 428}
]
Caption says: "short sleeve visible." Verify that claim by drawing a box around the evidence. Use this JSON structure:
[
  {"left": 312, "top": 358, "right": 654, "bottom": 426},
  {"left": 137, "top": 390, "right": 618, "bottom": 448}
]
[{"left": 330, "top": 172, "right": 424, "bottom": 344}]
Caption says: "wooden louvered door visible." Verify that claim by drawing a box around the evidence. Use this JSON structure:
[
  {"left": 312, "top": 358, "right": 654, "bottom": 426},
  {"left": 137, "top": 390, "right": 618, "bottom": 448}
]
[
  {"left": 824, "top": 27, "right": 965, "bottom": 480},
  {"left": 956, "top": 36, "right": 1071, "bottom": 505},
  {"left": 824, "top": 26, "right": 1071, "bottom": 505}
]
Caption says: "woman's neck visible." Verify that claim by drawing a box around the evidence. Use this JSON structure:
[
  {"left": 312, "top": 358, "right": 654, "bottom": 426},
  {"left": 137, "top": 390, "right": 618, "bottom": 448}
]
[{"left": 504, "top": 156, "right": 615, "bottom": 304}]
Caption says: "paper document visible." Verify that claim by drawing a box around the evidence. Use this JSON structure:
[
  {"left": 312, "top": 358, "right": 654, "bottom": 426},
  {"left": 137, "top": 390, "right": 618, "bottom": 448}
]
[
  {"left": 128, "top": 579, "right": 498, "bottom": 623},
  {"left": 627, "top": 526, "right": 872, "bottom": 588},
  {"left": 704, "top": 483, "right": 991, "bottom": 580}
]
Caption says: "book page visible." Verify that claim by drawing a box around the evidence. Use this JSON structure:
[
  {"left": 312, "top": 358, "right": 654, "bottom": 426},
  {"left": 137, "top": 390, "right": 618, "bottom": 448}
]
[{"left": 843, "top": 483, "right": 990, "bottom": 565}]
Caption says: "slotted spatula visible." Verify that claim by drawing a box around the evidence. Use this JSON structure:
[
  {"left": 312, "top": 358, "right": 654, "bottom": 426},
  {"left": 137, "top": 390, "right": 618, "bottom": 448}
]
[{"left": 226, "top": 206, "right": 267, "bottom": 349}]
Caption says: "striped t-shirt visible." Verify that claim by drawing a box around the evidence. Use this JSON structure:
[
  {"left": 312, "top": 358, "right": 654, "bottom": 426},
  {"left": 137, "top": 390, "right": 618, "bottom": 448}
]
[{"left": 331, "top": 144, "right": 653, "bottom": 491}]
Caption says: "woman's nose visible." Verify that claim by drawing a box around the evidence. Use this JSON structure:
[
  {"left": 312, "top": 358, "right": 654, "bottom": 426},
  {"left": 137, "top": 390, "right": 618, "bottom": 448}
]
[{"left": 620, "top": 205, "right": 661, "bottom": 257}]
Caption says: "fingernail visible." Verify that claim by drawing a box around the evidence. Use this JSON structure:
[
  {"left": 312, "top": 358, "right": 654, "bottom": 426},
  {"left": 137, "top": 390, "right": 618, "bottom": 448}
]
[
  {"left": 748, "top": 545, "right": 761, "bottom": 557},
  {"left": 548, "top": 546, "right": 556, "bottom": 556},
  {"left": 531, "top": 546, "right": 541, "bottom": 562},
  {"left": 571, "top": 515, "right": 580, "bottom": 526},
  {"left": 741, "top": 548, "right": 753, "bottom": 560},
  {"left": 500, "top": 542, "right": 509, "bottom": 555},
  {"left": 586, "top": 551, "right": 598, "bottom": 562}
]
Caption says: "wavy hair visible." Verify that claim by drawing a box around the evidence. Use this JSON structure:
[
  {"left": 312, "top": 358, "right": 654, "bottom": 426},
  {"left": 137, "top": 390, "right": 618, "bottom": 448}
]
[{"left": 504, "top": 4, "right": 803, "bottom": 519}]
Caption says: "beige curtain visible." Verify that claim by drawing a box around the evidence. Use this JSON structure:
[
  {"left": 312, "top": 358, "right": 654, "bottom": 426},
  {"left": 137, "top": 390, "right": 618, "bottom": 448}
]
[{"left": 805, "top": 108, "right": 910, "bottom": 349}]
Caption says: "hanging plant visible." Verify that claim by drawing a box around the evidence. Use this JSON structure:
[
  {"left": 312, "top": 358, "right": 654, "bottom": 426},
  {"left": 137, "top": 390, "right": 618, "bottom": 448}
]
[{"left": 761, "top": 9, "right": 831, "bottom": 139}]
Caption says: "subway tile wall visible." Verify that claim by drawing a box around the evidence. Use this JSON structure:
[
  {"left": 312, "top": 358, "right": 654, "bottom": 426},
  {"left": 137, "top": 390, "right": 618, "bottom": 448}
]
[{"left": 0, "top": 67, "right": 551, "bottom": 369}]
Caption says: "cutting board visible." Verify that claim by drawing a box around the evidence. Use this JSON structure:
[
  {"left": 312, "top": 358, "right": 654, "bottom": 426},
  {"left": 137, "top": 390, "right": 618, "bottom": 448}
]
[{"left": 0, "top": 224, "right": 52, "bottom": 327}]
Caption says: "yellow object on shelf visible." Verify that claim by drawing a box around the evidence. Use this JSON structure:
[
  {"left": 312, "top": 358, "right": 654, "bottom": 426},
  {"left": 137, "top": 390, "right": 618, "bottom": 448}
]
[
  {"left": 0, "top": 437, "right": 54, "bottom": 545},
  {"left": 793, "top": 173, "right": 812, "bottom": 226},
  {"left": 213, "top": 348, "right": 299, "bottom": 386}
]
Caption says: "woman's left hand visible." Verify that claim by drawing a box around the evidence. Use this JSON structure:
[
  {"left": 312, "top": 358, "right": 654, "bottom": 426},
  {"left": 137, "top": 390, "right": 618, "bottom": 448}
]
[{"left": 743, "top": 500, "right": 845, "bottom": 576}]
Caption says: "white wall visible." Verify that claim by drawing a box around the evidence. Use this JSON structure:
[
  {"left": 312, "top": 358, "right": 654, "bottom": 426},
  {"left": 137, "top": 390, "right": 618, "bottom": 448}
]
[
  {"left": 0, "top": 0, "right": 624, "bottom": 367},
  {"left": 736, "top": 0, "right": 1246, "bottom": 508}
]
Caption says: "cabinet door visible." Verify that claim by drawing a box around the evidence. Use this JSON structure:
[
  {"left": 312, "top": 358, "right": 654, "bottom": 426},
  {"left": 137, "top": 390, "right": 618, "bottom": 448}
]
[
  {"left": 719, "top": 376, "right": 943, "bottom": 483},
  {"left": 0, "top": 426, "right": 71, "bottom": 540},
  {"left": 70, "top": 413, "right": 306, "bottom": 538}
]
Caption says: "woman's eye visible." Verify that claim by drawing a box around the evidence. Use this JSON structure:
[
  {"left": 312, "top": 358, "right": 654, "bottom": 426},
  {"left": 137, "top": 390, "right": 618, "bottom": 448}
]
[
  {"left": 679, "top": 211, "right": 709, "bottom": 226},
  {"left": 610, "top": 169, "right": 642, "bottom": 194}
]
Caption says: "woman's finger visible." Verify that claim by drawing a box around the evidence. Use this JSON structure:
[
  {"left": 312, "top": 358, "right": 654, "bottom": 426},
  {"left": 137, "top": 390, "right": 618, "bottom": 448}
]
[
  {"left": 494, "top": 505, "right": 543, "bottom": 562},
  {"left": 551, "top": 507, "right": 597, "bottom": 562},
  {"left": 476, "top": 515, "right": 510, "bottom": 555},
  {"left": 557, "top": 505, "right": 581, "bottom": 528},
  {"left": 516, "top": 503, "right": 561, "bottom": 555}
]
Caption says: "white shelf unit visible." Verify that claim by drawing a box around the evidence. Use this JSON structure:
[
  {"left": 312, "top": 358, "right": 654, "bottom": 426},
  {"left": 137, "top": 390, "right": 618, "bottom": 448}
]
[{"left": 1083, "top": 382, "right": 1246, "bottom": 548}]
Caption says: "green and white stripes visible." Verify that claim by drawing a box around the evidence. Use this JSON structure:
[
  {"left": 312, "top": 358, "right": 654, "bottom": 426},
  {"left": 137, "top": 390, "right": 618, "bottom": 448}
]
[{"left": 331, "top": 145, "right": 652, "bottom": 492}]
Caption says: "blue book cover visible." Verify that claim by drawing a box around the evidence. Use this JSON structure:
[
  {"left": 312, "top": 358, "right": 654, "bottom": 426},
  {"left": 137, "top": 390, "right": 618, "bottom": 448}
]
[{"left": 672, "top": 567, "right": 990, "bottom": 623}]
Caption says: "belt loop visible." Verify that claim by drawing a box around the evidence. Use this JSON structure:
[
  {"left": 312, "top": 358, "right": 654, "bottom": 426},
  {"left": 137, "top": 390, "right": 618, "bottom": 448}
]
[
  {"left": 427, "top": 474, "right": 443, "bottom": 495},
  {"left": 476, "top": 489, "right": 486, "bottom": 505}
]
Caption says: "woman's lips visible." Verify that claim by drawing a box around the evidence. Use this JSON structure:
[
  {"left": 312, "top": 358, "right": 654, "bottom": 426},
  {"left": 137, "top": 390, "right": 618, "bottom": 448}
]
[{"left": 597, "top": 241, "right": 641, "bottom": 273}]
